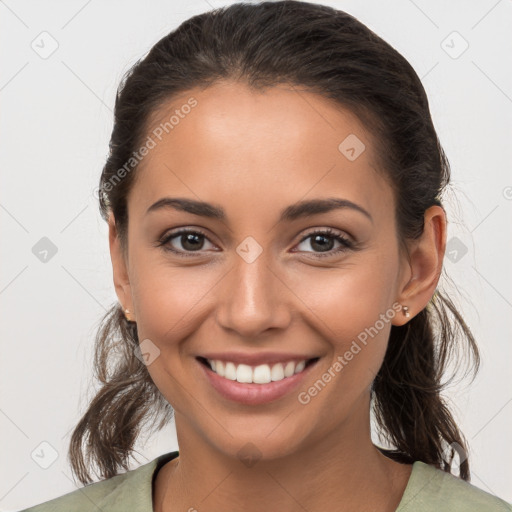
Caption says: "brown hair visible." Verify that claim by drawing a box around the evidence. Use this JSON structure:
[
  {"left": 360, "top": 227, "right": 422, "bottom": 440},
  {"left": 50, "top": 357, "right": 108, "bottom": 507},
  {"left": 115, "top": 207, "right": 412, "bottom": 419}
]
[{"left": 69, "top": 0, "right": 480, "bottom": 485}]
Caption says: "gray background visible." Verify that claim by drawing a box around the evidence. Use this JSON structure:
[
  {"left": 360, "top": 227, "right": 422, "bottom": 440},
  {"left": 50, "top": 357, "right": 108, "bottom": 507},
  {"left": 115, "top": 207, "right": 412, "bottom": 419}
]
[{"left": 1, "top": 0, "right": 511, "bottom": 509}]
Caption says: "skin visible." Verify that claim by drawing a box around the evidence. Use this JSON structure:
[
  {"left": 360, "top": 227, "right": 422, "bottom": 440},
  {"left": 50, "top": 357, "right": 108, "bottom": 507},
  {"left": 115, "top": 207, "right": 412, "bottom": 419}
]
[{"left": 109, "top": 80, "right": 446, "bottom": 512}]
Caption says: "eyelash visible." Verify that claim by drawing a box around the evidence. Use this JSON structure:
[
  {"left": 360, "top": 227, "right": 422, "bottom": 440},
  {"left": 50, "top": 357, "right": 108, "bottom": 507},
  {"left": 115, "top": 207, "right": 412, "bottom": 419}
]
[{"left": 156, "top": 227, "right": 354, "bottom": 259}]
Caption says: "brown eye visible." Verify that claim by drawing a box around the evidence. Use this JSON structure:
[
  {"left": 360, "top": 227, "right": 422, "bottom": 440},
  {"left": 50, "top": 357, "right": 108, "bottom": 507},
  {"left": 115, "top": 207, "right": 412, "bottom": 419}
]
[
  {"left": 157, "top": 229, "right": 216, "bottom": 256},
  {"left": 293, "top": 228, "right": 353, "bottom": 258}
]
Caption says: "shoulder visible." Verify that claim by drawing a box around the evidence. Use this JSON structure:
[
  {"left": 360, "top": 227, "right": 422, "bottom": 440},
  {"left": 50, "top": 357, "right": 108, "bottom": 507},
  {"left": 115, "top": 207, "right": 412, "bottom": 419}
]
[
  {"left": 17, "top": 451, "right": 179, "bottom": 512},
  {"left": 397, "top": 461, "right": 512, "bottom": 512}
]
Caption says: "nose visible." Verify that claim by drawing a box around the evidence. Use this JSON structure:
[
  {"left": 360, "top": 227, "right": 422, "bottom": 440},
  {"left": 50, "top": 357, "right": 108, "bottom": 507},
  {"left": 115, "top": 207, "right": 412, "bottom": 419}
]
[{"left": 215, "top": 250, "right": 293, "bottom": 339}]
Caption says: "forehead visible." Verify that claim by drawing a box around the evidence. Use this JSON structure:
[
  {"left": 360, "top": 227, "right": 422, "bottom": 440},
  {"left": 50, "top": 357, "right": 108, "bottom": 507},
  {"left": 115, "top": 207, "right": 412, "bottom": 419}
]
[{"left": 129, "top": 81, "right": 393, "bottom": 224}]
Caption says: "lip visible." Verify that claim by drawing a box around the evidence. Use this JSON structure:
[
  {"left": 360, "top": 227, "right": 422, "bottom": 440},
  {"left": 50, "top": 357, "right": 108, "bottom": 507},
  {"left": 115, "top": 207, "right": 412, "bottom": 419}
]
[
  {"left": 196, "top": 356, "right": 320, "bottom": 405},
  {"left": 198, "top": 351, "right": 319, "bottom": 366}
]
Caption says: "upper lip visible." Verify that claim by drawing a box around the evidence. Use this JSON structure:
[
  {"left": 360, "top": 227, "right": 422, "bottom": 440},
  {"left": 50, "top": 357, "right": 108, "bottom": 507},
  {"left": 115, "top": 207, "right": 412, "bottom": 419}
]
[{"left": 198, "top": 351, "right": 320, "bottom": 366}]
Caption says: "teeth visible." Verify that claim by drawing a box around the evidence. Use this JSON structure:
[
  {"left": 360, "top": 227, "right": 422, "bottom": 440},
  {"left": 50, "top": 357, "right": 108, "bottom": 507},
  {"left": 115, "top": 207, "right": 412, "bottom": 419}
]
[
  {"left": 206, "top": 358, "right": 311, "bottom": 384},
  {"left": 295, "top": 360, "right": 306, "bottom": 373}
]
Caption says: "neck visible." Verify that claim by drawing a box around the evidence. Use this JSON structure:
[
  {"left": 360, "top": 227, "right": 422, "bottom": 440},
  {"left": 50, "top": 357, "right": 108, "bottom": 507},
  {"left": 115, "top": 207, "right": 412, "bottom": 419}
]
[{"left": 157, "top": 402, "right": 412, "bottom": 512}]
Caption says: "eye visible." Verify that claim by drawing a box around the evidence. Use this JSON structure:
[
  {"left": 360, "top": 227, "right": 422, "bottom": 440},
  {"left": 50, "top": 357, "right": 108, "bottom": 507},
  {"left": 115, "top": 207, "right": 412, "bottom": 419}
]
[
  {"left": 292, "top": 228, "right": 353, "bottom": 258},
  {"left": 156, "top": 227, "right": 354, "bottom": 259},
  {"left": 156, "top": 228, "right": 217, "bottom": 257}
]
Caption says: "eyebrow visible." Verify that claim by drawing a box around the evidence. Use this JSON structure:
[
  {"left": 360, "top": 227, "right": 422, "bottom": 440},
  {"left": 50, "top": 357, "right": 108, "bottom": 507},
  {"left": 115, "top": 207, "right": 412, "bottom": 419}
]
[{"left": 145, "top": 197, "right": 373, "bottom": 223}]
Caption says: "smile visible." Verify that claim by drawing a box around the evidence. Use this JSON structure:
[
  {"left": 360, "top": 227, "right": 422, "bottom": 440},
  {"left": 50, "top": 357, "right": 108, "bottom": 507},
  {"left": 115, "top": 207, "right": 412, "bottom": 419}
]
[
  {"left": 199, "top": 357, "right": 318, "bottom": 384},
  {"left": 196, "top": 356, "right": 321, "bottom": 405}
]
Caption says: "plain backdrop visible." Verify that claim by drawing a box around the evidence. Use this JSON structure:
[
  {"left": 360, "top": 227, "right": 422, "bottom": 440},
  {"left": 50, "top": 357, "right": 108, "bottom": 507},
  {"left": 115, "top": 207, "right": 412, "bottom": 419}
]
[{"left": 1, "top": 0, "right": 511, "bottom": 510}]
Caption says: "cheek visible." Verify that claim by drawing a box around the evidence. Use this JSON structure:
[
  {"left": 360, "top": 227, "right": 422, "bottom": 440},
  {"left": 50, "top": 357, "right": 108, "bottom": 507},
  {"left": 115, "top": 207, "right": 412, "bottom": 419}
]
[
  {"left": 126, "top": 254, "right": 214, "bottom": 381},
  {"left": 130, "top": 251, "right": 218, "bottom": 342},
  {"left": 288, "top": 257, "right": 398, "bottom": 390},
  {"left": 127, "top": 253, "right": 231, "bottom": 407}
]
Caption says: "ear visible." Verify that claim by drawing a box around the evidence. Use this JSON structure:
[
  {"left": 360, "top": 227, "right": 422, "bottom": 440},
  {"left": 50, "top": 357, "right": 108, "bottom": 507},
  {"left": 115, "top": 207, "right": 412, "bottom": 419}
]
[
  {"left": 392, "top": 205, "right": 447, "bottom": 326},
  {"left": 108, "top": 212, "right": 134, "bottom": 319}
]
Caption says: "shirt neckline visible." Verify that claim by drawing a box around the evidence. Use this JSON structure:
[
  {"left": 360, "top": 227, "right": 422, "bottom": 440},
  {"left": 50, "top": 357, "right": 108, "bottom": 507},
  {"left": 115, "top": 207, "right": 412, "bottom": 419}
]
[{"left": 148, "top": 451, "right": 429, "bottom": 511}]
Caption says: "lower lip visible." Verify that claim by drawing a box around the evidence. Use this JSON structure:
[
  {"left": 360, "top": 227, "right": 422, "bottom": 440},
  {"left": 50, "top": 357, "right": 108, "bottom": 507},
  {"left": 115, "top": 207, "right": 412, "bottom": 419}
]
[{"left": 197, "top": 358, "right": 318, "bottom": 405}]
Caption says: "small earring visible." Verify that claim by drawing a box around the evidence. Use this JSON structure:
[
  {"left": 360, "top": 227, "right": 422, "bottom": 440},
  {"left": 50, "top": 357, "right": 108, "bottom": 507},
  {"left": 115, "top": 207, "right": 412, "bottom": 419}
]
[
  {"left": 124, "top": 307, "right": 132, "bottom": 322},
  {"left": 402, "top": 305, "right": 410, "bottom": 318}
]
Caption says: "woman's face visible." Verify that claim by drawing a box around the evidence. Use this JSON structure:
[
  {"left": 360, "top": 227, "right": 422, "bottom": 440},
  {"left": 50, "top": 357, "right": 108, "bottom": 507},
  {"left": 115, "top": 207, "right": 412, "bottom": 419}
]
[{"left": 110, "top": 81, "right": 413, "bottom": 461}]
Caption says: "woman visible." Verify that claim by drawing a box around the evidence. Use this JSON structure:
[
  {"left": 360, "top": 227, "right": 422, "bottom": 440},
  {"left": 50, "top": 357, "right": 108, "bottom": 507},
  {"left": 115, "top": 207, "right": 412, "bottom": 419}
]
[{"left": 20, "top": 1, "right": 512, "bottom": 511}]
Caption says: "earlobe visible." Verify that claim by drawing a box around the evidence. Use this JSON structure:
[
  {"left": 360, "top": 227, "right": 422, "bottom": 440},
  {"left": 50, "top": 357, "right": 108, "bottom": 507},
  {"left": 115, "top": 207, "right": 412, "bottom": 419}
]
[
  {"left": 393, "top": 205, "right": 447, "bottom": 326},
  {"left": 108, "top": 213, "right": 134, "bottom": 316}
]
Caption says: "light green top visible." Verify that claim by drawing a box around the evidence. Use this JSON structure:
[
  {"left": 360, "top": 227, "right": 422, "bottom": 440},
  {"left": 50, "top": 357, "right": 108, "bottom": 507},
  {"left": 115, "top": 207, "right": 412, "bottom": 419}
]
[{"left": 18, "top": 451, "right": 512, "bottom": 511}]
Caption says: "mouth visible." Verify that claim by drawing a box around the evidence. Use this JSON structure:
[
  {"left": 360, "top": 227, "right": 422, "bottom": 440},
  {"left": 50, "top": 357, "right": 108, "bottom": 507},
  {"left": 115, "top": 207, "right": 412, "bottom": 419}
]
[
  {"left": 196, "top": 356, "right": 320, "bottom": 405},
  {"left": 196, "top": 356, "right": 320, "bottom": 383}
]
